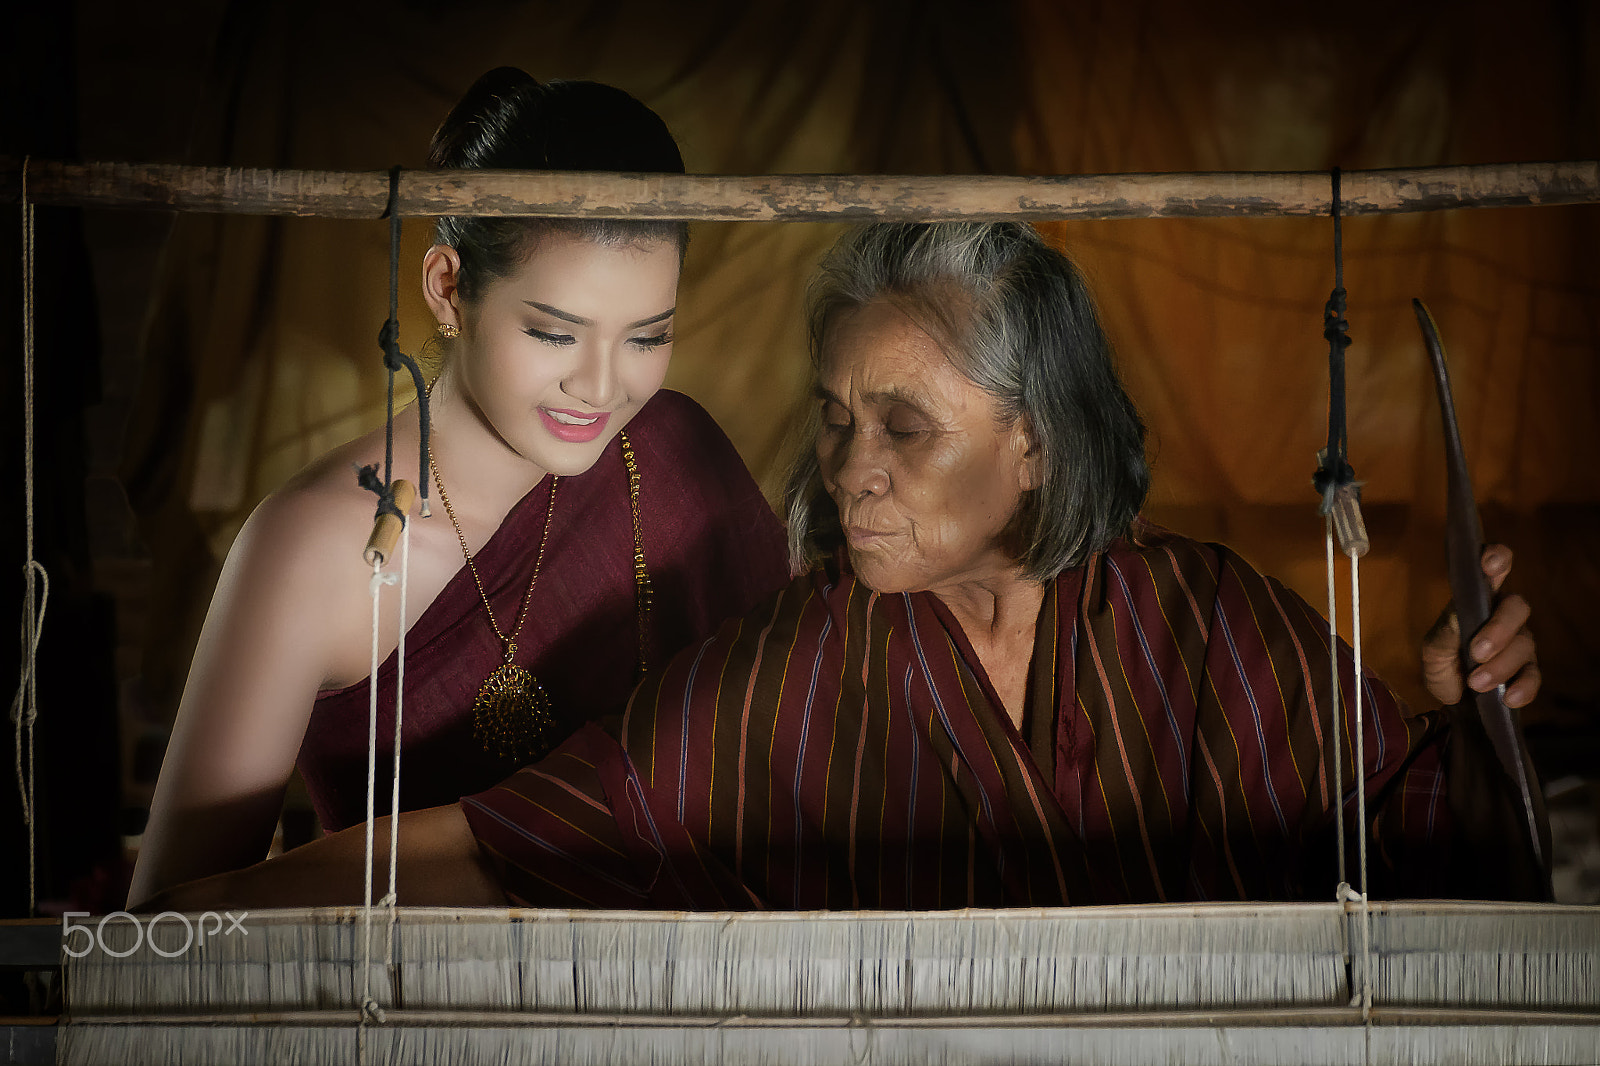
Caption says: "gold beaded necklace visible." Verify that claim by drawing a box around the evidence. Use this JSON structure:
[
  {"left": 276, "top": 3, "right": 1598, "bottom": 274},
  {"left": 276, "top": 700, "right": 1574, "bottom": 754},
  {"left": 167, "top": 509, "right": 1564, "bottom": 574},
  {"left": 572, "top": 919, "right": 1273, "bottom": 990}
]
[{"left": 429, "top": 429, "right": 653, "bottom": 763}]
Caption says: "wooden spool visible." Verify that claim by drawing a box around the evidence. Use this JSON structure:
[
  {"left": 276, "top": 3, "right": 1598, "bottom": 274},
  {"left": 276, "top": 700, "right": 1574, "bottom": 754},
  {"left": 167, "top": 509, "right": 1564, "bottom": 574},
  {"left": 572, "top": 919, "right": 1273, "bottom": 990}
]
[{"left": 362, "top": 479, "right": 418, "bottom": 567}]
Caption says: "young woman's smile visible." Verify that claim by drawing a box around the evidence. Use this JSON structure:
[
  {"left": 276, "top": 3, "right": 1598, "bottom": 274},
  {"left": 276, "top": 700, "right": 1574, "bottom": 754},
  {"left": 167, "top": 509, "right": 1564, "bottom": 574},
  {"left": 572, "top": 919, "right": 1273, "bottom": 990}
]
[
  {"left": 431, "top": 232, "right": 681, "bottom": 478},
  {"left": 538, "top": 406, "right": 610, "bottom": 442}
]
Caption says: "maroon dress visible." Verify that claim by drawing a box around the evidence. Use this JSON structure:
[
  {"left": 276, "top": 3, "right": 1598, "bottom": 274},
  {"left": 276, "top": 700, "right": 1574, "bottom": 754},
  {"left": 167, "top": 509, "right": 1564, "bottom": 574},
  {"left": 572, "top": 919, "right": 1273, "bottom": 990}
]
[
  {"left": 462, "top": 526, "right": 1464, "bottom": 908},
  {"left": 298, "top": 391, "right": 791, "bottom": 832}
]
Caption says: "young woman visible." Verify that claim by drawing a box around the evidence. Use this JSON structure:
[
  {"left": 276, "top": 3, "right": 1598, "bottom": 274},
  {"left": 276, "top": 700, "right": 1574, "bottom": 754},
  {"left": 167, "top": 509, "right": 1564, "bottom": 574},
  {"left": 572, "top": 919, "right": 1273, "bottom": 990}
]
[{"left": 126, "top": 69, "right": 791, "bottom": 907}]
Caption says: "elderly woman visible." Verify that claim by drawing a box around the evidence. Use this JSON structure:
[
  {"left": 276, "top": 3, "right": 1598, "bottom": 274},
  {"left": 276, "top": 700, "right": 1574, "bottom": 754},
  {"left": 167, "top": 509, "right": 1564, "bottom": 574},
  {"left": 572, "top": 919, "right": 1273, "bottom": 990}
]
[{"left": 148, "top": 222, "right": 1541, "bottom": 912}]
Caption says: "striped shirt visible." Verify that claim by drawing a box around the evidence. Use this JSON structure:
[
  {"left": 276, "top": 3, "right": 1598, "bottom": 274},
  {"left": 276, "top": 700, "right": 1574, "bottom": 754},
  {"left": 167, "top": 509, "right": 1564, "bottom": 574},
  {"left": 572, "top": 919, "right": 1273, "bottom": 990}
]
[{"left": 462, "top": 524, "right": 1449, "bottom": 908}]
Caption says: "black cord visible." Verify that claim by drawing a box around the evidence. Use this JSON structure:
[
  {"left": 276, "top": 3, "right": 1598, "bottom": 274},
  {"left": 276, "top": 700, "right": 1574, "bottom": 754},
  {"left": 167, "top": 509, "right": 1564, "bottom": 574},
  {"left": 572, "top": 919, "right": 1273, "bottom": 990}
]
[
  {"left": 1314, "top": 167, "right": 1356, "bottom": 511},
  {"left": 361, "top": 166, "right": 431, "bottom": 524},
  {"left": 382, "top": 168, "right": 399, "bottom": 494}
]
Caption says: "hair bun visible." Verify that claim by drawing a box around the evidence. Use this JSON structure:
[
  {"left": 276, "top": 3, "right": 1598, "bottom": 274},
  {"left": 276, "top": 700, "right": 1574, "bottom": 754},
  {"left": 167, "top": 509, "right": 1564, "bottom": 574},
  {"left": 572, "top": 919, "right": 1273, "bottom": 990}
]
[
  {"left": 428, "top": 68, "right": 683, "bottom": 174},
  {"left": 428, "top": 67, "right": 542, "bottom": 169},
  {"left": 427, "top": 68, "right": 687, "bottom": 300}
]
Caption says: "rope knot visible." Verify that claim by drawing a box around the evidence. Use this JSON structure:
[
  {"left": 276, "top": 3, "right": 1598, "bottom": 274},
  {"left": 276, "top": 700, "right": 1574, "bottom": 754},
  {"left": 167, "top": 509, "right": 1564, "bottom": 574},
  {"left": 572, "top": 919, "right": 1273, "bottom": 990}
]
[
  {"left": 1323, "top": 289, "right": 1351, "bottom": 353},
  {"left": 1312, "top": 457, "right": 1357, "bottom": 509},
  {"left": 356, "top": 462, "right": 405, "bottom": 524},
  {"left": 1313, "top": 168, "right": 1357, "bottom": 509},
  {"left": 377, "top": 319, "right": 405, "bottom": 372}
]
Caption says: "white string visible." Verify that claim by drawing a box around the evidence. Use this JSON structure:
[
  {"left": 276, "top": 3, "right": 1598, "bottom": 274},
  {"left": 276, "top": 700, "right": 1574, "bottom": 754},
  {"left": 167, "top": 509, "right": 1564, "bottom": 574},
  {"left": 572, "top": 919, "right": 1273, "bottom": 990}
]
[
  {"left": 11, "top": 563, "right": 47, "bottom": 904},
  {"left": 386, "top": 518, "right": 407, "bottom": 904},
  {"left": 360, "top": 557, "right": 398, "bottom": 1058},
  {"left": 1326, "top": 515, "right": 1372, "bottom": 1060},
  {"left": 1349, "top": 552, "right": 1372, "bottom": 1030},
  {"left": 382, "top": 518, "right": 410, "bottom": 981},
  {"left": 12, "top": 157, "right": 50, "bottom": 919},
  {"left": 1324, "top": 518, "right": 1346, "bottom": 889}
]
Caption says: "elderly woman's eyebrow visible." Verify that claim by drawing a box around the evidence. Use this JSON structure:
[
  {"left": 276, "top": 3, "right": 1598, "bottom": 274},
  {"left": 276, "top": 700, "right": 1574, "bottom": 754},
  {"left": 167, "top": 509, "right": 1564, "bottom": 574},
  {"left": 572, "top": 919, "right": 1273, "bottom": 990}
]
[
  {"left": 865, "top": 385, "right": 937, "bottom": 416},
  {"left": 812, "top": 383, "right": 936, "bottom": 415}
]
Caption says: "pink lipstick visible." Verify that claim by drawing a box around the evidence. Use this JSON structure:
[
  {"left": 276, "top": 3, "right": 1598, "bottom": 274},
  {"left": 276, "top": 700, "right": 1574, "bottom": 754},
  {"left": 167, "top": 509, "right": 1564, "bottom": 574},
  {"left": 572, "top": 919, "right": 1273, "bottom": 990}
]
[{"left": 538, "top": 406, "right": 610, "bottom": 444}]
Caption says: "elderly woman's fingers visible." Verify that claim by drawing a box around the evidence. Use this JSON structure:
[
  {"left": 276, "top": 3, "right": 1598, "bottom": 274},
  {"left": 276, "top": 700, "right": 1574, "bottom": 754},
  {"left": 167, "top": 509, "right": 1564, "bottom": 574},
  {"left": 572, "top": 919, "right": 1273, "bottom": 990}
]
[
  {"left": 1467, "top": 547, "right": 1539, "bottom": 707},
  {"left": 1468, "top": 592, "right": 1532, "bottom": 665},
  {"left": 1503, "top": 657, "right": 1543, "bottom": 709},
  {"left": 1419, "top": 545, "right": 1535, "bottom": 708},
  {"left": 1422, "top": 602, "right": 1458, "bottom": 648},
  {"left": 1421, "top": 631, "right": 1464, "bottom": 706},
  {"left": 1481, "top": 544, "right": 1513, "bottom": 593},
  {"left": 1467, "top": 626, "right": 1536, "bottom": 690}
]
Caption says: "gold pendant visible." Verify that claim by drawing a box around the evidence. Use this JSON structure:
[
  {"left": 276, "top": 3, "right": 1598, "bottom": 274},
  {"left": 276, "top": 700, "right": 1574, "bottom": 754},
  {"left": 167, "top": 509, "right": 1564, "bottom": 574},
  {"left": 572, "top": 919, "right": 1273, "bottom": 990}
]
[{"left": 472, "top": 662, "right": 559, "bottom": 764}]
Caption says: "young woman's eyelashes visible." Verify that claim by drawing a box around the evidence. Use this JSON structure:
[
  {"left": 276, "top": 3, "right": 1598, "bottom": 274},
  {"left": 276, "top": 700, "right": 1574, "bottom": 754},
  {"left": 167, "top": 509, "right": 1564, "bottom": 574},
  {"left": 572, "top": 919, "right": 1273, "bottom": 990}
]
[
  {"left": 523, "top": 327, "right": 673, "bottom": 350},
  {"left": 629, "top": 330, "right": 674, "bottom": 350},
  {"left": 525, "top": 327, "right": 576, "bottom": 347}
]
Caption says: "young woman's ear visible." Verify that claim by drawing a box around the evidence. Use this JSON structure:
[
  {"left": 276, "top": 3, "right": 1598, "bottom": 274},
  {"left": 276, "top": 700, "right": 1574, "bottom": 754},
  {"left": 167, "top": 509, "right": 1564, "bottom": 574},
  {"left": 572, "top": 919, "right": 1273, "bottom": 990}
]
[{"left": 422, "top": 244, "right": 464, "bottom": 331}]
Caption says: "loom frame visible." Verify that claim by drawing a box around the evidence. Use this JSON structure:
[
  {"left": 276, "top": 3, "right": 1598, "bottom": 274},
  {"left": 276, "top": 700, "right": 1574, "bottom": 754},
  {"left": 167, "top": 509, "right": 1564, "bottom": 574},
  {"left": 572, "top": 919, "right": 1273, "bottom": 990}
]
[{"left": 5, "top": 156, "right": 1599, "bottom": 1065}]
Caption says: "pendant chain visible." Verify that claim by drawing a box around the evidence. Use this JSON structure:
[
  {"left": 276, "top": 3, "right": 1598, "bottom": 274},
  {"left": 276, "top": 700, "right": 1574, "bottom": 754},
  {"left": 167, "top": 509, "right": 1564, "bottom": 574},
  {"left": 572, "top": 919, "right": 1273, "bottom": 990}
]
[
  {"left": 429, "top": 446, "right": 557, "bottom": 664},
  {"left": 426, "top": 429, "right": 653, "bottom": 763},
  {"left": 622, "top": 433, "right": 654, "bottom": 677}
]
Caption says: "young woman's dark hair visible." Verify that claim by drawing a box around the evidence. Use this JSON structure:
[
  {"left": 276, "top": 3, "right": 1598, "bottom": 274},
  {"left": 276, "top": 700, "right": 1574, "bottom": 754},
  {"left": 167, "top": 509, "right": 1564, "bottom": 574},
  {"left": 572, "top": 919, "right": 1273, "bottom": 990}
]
[{"left": 429, "top": 67, "right": 688, "bottom": 300}]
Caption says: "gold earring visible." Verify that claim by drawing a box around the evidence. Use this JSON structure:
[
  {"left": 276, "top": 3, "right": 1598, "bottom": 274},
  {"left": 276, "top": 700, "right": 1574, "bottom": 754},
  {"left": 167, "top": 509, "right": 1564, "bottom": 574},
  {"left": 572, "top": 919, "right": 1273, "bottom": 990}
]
[{"left": 437, "top": 322, "right": 460, "bottom": 339}]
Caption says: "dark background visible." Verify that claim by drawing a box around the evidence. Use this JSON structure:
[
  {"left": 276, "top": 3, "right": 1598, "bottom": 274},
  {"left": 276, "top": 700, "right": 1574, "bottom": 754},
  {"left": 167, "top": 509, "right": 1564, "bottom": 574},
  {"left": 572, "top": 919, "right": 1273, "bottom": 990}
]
[{"left": 4, "top": 0, "right": 1597, "bottom": 920}]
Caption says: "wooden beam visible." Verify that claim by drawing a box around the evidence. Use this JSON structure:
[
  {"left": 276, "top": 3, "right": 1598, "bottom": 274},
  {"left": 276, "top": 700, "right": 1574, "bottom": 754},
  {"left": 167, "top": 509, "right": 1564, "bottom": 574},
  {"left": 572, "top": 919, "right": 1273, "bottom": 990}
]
[{"left": 2, "top": 159, "right": 1598, "bottom": 221}]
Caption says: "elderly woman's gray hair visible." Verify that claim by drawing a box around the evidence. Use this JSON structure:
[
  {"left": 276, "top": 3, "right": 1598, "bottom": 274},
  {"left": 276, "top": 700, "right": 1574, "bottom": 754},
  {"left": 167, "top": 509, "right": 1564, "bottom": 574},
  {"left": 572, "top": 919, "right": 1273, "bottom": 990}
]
[{"left": 784, "top": 221, "right": 1150, "bottom": 580}]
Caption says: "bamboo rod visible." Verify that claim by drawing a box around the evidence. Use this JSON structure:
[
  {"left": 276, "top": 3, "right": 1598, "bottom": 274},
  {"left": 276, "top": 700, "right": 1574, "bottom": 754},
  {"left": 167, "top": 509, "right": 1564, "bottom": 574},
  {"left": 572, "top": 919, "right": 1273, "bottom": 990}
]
[{"left": 2, "top": 159, "right": 1597, "bottom": 221}]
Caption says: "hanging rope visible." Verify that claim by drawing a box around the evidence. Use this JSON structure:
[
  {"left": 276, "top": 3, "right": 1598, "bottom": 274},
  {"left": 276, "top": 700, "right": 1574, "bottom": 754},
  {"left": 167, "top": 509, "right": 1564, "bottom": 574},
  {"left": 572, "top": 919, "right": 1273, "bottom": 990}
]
[
  {"left": 1350, "top": 554, "right": 1372, "bottom": 1025},
  {"left": 12, "top": 157, "right": 50, "bottom": 919},
  {"left": 356, "top": 519, "right": 414, "bottom": 1062},
  {"left": 357, "top": 521, "right": 411, "bottom": 1059},
  {"left": 360, "top": 555, "right": 397, "bottom": 1050},
  {"left": 1314, "top": 168, "right": 1356, "bottom": 510},
  {"left": 354, "top": 168, "right": 436, "bottom": 1062},
  {"left": 1317, "top": 167, "right": 1360, "bottom": 891},
  {"left": 1314, "top": 167, "right": 1375, "bottom": 1049},
  {"left": 1323, "top": 524, "right": 1345, "bottom": 888},
  {"left": 360, "top": 166, "right": 431, "bottom": 522},
  {"left": 386, "top": 517, "right": 410, "bottom": 904}
]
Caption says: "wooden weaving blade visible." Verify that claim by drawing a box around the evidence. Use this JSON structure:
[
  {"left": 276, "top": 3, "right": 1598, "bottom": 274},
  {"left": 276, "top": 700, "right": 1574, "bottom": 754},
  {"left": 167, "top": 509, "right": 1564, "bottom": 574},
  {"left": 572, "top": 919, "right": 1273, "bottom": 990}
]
[{"left": 1411, "top": 299, "right": 1550, "bottom": 895}]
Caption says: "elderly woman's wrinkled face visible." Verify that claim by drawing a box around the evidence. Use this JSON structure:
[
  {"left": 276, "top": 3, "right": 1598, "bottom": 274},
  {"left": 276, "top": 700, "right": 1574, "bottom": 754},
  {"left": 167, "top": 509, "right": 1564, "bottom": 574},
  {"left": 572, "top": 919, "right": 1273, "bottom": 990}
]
[{"left": 816, "top": 299, "right": 1039, "bottom": 596}]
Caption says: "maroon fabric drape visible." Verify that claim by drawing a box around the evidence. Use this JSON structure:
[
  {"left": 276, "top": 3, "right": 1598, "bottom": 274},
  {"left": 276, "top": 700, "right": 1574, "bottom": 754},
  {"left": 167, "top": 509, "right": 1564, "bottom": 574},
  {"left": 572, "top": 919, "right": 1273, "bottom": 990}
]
[
  {"left": 464, "top": 523, "right": 1454, "bottom": 909},
  {"left": 300, "top": 391, "right": 790, "bottom": 831}
]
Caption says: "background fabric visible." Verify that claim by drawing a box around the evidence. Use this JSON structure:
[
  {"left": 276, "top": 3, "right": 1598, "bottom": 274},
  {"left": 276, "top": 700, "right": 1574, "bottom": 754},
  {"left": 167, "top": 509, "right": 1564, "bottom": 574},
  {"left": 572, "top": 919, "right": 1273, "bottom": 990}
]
[{"left": 4, "top": 0, "right": 1596, "bottom": 912}]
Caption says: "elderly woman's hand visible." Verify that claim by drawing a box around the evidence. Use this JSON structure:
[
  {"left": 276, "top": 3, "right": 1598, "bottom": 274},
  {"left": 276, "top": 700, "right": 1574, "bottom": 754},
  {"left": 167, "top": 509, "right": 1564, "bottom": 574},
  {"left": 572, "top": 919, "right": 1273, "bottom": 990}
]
[{"left": 1421, "top": 544, "right": 1540, "bottom": 709}]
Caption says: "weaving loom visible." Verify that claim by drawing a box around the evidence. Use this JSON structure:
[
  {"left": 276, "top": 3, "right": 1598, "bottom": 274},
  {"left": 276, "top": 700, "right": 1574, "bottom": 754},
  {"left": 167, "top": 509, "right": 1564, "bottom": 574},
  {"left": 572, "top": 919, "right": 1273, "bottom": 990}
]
[
  {"left": 20, "top": 902, "right": 1600, "bottom": 1064},
  {"left": 5, "top": 161, "right": 1600, "bottom": 1065}
]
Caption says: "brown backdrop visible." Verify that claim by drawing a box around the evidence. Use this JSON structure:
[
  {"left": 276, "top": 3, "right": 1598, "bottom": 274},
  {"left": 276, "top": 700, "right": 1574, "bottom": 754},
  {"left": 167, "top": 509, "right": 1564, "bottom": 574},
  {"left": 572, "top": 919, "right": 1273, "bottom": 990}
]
[{"left": 73, "top": 1, "right": 1597, "bottom": 824}]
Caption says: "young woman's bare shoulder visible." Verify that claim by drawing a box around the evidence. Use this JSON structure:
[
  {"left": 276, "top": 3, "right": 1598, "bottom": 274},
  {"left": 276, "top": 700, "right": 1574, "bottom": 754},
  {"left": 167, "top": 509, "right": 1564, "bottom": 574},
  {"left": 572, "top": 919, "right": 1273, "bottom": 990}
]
[
  {"left": 254, "top": 436, "right": 387, "bottom": 563},
  {"left": 222, "top": 431, "right": 394, "bottom": 646}
]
